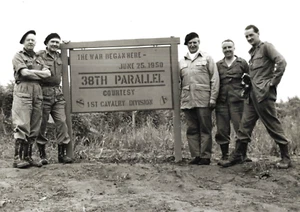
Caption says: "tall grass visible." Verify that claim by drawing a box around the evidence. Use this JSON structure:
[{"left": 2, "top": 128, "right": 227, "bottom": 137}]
[{"left": 0, "top": 98, "right": 299, "bottom": 164}]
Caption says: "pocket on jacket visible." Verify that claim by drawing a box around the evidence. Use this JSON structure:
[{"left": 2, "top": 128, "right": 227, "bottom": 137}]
[
  {"left": 193, "top": 84, "right": 210, "bottom": 103},
  {"left": 181, "top": 85, "right": 190, "bottom": 101},
  {"left": 195, "top": 61, "right": 207, "bottom": 66},
  {"left": 251, "top": 55, "right": 264, "bottom": 70}
]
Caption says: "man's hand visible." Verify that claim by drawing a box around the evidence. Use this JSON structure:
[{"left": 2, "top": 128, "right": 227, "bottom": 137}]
[{"left": 209, "top": 99, "right": 216, "bottom": 108}]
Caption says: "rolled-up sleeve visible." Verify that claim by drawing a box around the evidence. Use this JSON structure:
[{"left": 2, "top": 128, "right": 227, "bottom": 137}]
[{"left": 12, "top": 53, "right": 27, "bottom": 75}]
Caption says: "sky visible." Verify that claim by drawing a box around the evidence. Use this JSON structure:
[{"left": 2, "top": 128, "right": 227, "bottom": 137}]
[{"left": 1, "top": 0, "right": 299, "bottom": 102}]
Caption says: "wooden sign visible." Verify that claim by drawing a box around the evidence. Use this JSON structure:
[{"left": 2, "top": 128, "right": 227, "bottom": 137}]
[{"left": 70, "top": 47, "right": 173, "bottom": 112}]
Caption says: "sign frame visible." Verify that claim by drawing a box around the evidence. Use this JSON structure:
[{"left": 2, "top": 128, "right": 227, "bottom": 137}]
[{"left": 60, "top": 37, "right": 182, "bottom": 162}]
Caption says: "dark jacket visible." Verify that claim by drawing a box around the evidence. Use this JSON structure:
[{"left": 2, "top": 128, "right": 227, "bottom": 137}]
[
  {"left": 216, "top": 56, "right": 249, "bottom": 103},
  {"left": 248, "top": 42, "right": 287, "bottom": 102},
  {"left": 36, "top": 49, "right": 63, "bottom": 86}
]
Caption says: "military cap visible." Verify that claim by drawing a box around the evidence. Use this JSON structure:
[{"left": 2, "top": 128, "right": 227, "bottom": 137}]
[
  {"left": 184, "top": 32, "right": 199, "bottom": 45},
  {"left": 44, "top": 33, "right": 61, "bottom": 45},
  {"left": 20, "top": 30, "right": 36, "bottom": 44}
]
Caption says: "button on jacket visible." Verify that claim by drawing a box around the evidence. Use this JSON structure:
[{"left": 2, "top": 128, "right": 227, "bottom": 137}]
[
  {"left": 248, "top": 42, "right": 287, "bottom": 102},
  {"left": 179, "top": 51, "right": 220, "bottom": 109},
  {"left": 217, "top": 56, "right": 249, "bottom": 103}
]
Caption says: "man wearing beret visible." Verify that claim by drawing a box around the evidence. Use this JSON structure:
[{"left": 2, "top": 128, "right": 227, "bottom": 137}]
[
  {"left": 215, "top": 39, "right": 251, "bottom": 165},
  {"left": 12, "top": 30, "right": 51, "bottom": 168},
  {"left": 179, "top": 32, "right": 220, "bottom": 165},
  {"left": 220, "top": 25, "right": 292, "bottom": 169},
  {"left": 36, "top": 33, "right": 72, "bottom": 164}
]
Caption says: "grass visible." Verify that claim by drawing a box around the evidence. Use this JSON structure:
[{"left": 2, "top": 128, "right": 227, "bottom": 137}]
[{"left": 0, "top": 107, "right": 299, "bottom": 170}]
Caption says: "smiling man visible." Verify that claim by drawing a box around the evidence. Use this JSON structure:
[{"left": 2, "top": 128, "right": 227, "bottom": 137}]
[
  {"left": 36, "top": 33, "right": 72, "bottom": 164},
  {"left": 179, "top": 32, "right": 219, "bottom": 165},
  {"left": 215, "top": 39, "right": 250, "bottom": 165},
  {"left": 12, "top": 30, "right": 51, "bottom": 168},
  {"left": 220, "top": 25, "right": 292, "bottom": 169}
]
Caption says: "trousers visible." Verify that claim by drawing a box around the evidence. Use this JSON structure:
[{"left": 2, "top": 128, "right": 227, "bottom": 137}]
[
  {"left": 215, "top": 100, "right": 244, "bottom": 145},
  {"left": 183, "top": 107, "right": 213, "bottom": 159},
  {"left": 237, "top": 90, "right": 289, "bottom": 145},
  {"left": 12, "top": 82, "right": 43, "bottom": 143},
  {"left": 37, "top": 86, "right": 70, "bottom": 145}
]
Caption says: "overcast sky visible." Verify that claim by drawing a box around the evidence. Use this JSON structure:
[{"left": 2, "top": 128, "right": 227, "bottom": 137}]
[{"left": 1, "top": 0, "right": 299, "bottom": 102}]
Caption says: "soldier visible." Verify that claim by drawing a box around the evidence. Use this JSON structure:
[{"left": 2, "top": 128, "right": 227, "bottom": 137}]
[
  {"left": 220, "top": 25, "right": 292, "bottom": 169},
  {"left": 215, "top": 39, "right": 250, "bottom": 165},
  {"left": 36, "top": 33, "right": 72, "bottom": 164},
  {"left": 179, "top": 32, "right": 220, "bottom": 165},
  {"left": 12, "top": 30, "right": 51, "bottom": 168}
]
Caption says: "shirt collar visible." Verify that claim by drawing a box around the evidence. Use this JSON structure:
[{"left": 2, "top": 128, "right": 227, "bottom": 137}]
[
  {"left": 184, "top": 50, "right": 203, "bottom": 60},
  {"left": 22, "top": 48, "right": 36, "bottom": 57},
  {"left": 249, "top": 41, "right": 264, "bottom": 54},
  {"left": 220, "top": 55, "right": 241, "bottom": 64},
  {"left": 46, "top": 48, "right": 59, "bottom": 59}
]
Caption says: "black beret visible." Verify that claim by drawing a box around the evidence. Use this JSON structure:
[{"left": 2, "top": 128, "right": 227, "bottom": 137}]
[
  {"left": 44, "top": 33, "right": 61, "bottom": 45},
  {"left": 20, "top": 30, "right": 36, "bottom": 44},
  {"left": 184, "top": 32, "right": 199, "bottom": 45}
]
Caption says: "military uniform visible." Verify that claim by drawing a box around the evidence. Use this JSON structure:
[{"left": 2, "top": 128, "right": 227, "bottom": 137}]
[
  {"left": 238, "top": 42, "right": 288, "bottom": 145},
  {"left": 36, "top": 50, "right": 70, "bottom": 146},
  {"left": 221, "top": 41, "right": 291, "bottom": 168},
  {"left": 215, "top": 56, "right": 249, "bottom": 160},
  {"left": 12, "top": 48, "right": 48, "bottom": 168},
  {"left": 36, "top": 33, "right": 72, "bottom": 164},
  {"left": 179, "top": 51, "right": 219, "bottom": 162}
]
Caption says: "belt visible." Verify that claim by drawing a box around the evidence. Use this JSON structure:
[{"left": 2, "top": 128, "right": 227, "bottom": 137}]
[
  {"left": 40, "top": 83, "right": 60, "bottom": 87},
  {"left": 15, "top": 80, "right": 41, "bottom": 84},
  {"left": 221, "top": 77, "right": 241, "bottom": 84}
]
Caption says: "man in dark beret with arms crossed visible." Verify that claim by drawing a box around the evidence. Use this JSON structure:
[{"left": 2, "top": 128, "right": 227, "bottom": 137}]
[
  {"left": 220, "top": 25, "right": 292, "bottom": 169},
  {"left": 12, "top": 30, "right": 51, "bottom": 168},
  {"left": 36, "top": 33, "right": 72, "bottom": 164},
  {"left": 179, "top": 32, "right": 219, "bottom": 165}
]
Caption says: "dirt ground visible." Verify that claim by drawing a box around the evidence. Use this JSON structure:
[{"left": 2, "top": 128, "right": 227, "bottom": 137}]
[{"left": 0, "top": 156, "right": 299, "bottom": 212}]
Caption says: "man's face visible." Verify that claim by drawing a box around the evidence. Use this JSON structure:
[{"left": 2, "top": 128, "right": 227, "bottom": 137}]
[
  {"left": 47, "top": 38, "right": 60, "bottom": 52},
  {"left": 187, "top": 38, "right": 200, "bottom": 53},
  {"left": 23, "top": 34, "right": 36, "bottom": 51},
  {"left": 245, "top": 28, "right": 260, "bottom": 46},
  {"left": 222, "top": 41, "right": 235, "bottom": 59}
]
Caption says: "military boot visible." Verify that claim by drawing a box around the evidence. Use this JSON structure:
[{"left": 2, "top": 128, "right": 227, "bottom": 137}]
[
  {"left": 26, "top": 144, "right": 43, "bottom": 167},
  {"left": 13, "top": 139, "right": 31, "bottom": 169},
  {"left": 13, "top": 139, "right": 30, "bottom": 168},
  {"left": 234, "top": 141, "right": 252, "bottom": 162},
  {"left": 217, "top": 144, "right": 229, "bottom": 166},
  {"left": 37, "top": 143, "right": 49, "bottom": 165},
  {"left": 58, "top": 144, "right": 73, "bottom": 163},
  {"left": 276, "top": 144, "right": 292, "bottom": 169},
  {"left": 219, "top": 141, "right": 248, "bottom": 168}
]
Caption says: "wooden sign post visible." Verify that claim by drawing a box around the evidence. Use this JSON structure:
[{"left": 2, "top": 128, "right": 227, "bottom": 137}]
[{"left": 60, "top": 37, "right": 182, "bottom": 162}]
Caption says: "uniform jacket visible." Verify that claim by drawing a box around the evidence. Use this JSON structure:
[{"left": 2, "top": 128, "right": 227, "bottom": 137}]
[
  {"left": 179, "top": 51, "right": 220, "bottom": 109},
  {"left": 12, "top": 49, "right": 47, "bottom": 82},
  {"left": 248, "top": 42, "right": 287, "bottom": 102},
  {"left": 216, "top": 56, "right": 249, "bottom": 103},
  {"left": 36, "top": 49, "right": 63, "bottom": 86}
]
